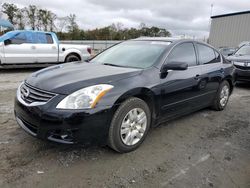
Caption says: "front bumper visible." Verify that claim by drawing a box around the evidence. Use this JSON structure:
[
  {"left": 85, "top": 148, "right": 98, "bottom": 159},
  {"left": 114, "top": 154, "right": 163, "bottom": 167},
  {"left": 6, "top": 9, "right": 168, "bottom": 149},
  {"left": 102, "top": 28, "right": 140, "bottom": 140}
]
[
  {"left": 14, "top": 96, "right": 113, "bottom": 145},
  {"left": 235, "top": 68, "right": 250, "bottom": 81}
]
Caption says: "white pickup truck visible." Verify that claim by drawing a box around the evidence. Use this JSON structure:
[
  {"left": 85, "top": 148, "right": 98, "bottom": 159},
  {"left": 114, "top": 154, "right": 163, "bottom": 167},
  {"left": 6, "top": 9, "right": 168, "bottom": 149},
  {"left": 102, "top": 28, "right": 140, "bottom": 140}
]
[{"left": 0, "top": 30, "right": 91, "bottom": 67}]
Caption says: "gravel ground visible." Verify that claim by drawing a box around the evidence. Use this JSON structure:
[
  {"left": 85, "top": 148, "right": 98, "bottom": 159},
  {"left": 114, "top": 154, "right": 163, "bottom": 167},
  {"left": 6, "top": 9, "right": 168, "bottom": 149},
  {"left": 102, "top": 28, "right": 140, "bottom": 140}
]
[{"left": 0, "top": 69, "right": 250, "bottom": 188}]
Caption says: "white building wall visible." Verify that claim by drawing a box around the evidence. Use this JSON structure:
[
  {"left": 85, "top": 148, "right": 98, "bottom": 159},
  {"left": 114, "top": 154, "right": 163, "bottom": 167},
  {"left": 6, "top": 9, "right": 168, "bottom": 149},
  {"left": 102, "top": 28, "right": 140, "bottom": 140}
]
[{"left": 209, "top": 13, "right": 250, "bottom": 48}]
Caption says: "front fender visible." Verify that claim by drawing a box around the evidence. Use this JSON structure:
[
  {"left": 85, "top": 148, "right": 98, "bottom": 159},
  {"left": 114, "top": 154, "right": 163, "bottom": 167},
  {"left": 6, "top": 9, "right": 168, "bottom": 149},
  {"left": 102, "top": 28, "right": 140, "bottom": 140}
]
[{"left": 109, "top": 87, "right": 159, "bottom": 121}]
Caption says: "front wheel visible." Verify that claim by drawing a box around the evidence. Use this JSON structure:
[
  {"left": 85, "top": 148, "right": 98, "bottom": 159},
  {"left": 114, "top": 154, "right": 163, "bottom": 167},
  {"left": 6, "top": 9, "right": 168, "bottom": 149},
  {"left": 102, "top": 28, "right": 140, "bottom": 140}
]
[
  {"left": 108, "top": 97, "right": 151, "bottom": 153},
  {"left": 212, "top": 81, "right": 230, "bottom": 111}
]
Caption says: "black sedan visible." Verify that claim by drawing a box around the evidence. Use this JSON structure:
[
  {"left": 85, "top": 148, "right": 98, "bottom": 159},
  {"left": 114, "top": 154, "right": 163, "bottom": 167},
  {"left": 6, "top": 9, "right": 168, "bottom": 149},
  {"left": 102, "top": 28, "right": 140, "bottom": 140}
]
[
  {"left": 14, "top": 38, "right": 235, "bottom": 153},
  {"left": 227, "top": 44, "right": 250, "bottom": 82}
]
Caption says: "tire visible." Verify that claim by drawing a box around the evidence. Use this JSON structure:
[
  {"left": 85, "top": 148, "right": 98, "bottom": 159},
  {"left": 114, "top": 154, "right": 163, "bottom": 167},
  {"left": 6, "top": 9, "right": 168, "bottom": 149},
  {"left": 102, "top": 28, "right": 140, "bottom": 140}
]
[
  {"left": 65, "top": 54, "right": 80, "bottom": 62},
  {"left": 108, "top": 97, "right": 151, "bottom": 153},
  {"left": 211, "top": 80, "right": 230, "bottom": 111}
]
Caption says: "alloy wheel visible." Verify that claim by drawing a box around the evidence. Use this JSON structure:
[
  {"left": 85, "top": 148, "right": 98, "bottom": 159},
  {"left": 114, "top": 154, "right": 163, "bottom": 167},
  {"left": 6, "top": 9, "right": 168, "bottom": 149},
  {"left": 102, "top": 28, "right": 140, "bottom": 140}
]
[
  {"left": 220, "top": 85, "right": 229, "bottom": 107},
  {"left": 120, "top": 108, "right": 147, "bottom": 146}
]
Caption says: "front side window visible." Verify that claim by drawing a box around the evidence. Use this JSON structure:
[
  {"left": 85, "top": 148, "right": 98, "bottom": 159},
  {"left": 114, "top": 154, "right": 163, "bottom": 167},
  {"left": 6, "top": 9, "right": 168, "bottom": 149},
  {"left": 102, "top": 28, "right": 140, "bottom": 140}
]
[
  {"left": 10, "top": 32, "right": 27, "bottom": 44},
  {"left": 91, "top": 41, "right": 171, "bottom": 69},
  {"left": 167, "top": 43, "right": 197, "bottom": 67},
  {"left": 197, "top": 44, "right": 218, "bottom": 64}
]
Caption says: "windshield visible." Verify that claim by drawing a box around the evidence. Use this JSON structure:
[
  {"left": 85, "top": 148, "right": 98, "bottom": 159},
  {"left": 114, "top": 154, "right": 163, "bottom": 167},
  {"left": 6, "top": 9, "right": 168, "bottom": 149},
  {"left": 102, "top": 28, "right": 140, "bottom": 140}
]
[
  {"left": 235, "top": 45, "right": 250, "bottom": 56},
  {"left": 90, "top": 41, "right": 171, "bottom": 69},
  {"left": 0, "top": 31, "right": 19, "bottom": 42}
]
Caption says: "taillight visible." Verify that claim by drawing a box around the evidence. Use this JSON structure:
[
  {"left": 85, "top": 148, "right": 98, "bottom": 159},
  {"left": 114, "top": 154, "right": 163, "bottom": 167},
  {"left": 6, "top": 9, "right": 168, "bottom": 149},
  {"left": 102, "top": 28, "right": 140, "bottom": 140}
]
[{"left": 87, "top": 47, "right": 92, "bottom": 54}]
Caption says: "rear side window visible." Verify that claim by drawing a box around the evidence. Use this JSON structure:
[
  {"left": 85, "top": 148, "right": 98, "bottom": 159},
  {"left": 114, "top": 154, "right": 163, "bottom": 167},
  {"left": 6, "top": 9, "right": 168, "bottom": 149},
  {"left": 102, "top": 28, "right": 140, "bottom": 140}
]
[
  {"left": 167, "top": 43, "right": 197, "bottom": 67},
  {"left": 46, "top": 34, "right": 53, "bottom": 44},
  {"left": 197, "top": 44, "right": 220, "bottom": 64},
  {"left": 35, "top": 33, "right": 53, "bottom": 44}
]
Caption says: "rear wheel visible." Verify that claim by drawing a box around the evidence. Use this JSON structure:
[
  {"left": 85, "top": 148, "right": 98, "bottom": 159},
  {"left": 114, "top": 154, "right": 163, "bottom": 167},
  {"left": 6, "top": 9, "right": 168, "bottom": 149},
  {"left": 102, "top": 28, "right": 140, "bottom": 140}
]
[
  {"left": 65, "top": 54, "right": 80, "bottom": 62},
  {"left": 108, "top": 97, "right": 151, "bottom": 153},
  {"left": 212, "top": 80, "right": 230, "bottom": 111}
]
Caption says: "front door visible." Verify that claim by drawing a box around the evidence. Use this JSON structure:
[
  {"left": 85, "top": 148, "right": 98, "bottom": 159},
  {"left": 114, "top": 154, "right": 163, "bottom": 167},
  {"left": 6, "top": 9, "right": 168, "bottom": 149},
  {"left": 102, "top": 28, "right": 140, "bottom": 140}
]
[
  {"left": 3, "top": 31, "right": 36, "bottom": 64},
  {"left": 159, "top": 42, "right": 203, "bottom": 120}
]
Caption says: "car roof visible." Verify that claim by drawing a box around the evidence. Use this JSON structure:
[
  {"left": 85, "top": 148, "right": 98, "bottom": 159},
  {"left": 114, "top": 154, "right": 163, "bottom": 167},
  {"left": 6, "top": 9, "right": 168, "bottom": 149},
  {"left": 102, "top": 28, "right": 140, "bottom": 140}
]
[
  {"left": 132, "top": 37, "right": 195, "bottom": 43},
  {"left": 11, "top": 30, "right": 54, "bottom": 35}
]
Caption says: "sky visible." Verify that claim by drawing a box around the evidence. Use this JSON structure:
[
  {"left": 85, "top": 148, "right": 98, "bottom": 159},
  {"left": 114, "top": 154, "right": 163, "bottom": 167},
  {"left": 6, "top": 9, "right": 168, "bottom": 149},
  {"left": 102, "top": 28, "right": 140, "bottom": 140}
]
[{"left": 2, "top": 0, "right": 250, "bottom": 38}]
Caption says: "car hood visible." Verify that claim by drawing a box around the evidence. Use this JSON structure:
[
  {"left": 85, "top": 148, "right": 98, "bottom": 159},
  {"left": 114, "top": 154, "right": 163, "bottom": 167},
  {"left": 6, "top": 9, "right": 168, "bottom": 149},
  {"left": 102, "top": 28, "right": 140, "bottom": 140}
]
[
  {"left": 227, "top": 55, "right": 250, "bottom": 62},
  {"left": 26, "top": 62, "right": 142, "bottom": 95}
]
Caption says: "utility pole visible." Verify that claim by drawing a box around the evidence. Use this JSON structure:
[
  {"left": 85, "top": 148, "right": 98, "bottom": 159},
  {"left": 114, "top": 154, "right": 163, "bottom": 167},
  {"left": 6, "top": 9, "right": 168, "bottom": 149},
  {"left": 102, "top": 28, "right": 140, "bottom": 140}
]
[{"left": 207, "top": 4, "right": 214, "bottom": 43}]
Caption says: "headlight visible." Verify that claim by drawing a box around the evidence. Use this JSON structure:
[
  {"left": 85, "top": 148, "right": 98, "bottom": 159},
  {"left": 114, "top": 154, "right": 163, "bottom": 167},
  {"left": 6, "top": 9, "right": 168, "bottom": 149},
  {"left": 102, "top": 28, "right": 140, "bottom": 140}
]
[{"left": 56, "top": 84, "right": 113, "bottom": 109}]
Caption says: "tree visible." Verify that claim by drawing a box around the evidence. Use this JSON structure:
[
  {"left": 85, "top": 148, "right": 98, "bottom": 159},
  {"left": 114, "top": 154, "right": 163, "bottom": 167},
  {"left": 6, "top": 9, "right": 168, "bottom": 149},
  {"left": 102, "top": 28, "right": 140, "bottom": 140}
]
[
  {"left": 67, "top": 14, "right": 80, "bottom": 39},
  {"left": 25, "top": 5, "right": 37, "bottom": 30},
  {"left": 56, "top": 16, "right": 68, "bottom": 32},
  {"left": 16, "top": 8, "right": 25, "bottom": 29},
  {"left": 48, "top": 11, "right": 57, "bottom": 31},
  {"left": 2, "top": 3, "right": 18, "bottom": 25}
]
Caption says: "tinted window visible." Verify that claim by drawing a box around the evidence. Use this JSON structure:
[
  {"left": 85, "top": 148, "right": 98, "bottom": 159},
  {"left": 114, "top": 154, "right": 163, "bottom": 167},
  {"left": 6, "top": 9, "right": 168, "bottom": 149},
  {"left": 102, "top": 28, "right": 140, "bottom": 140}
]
[
  {"left": 11, "top": 32, "right": 27, "bottom": 44},
  {"left": 25, "top": 32, "right": 36, "bottom": 43},
  {"left": 35, "top": 33, "right": 53, "bottom": 44},
  {"left": 167, "top": 43, "right": 197, "bottom": 66},
  {"left": 197, "top": 44, "right": 218, "bottom": 64},
  {"left": 46, "top": 34, "right": 53, "bottom": 44}
]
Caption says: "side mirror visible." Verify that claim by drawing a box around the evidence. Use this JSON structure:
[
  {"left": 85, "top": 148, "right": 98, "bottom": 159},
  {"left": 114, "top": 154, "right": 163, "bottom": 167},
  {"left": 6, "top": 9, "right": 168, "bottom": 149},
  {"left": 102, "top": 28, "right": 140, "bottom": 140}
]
[
  {"left": 161, "top": 62, "right": 188, "bottom": 73},
  {"left": 4, "top": 39, "right": 11, "bottom": 45}
]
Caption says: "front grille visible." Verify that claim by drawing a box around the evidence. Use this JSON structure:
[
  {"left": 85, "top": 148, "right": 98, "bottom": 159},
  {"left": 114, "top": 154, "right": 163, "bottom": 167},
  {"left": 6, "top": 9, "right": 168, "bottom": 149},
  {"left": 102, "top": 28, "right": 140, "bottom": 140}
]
[
  {"left": 20, "top": 83, "right": 56, "bottom": 104},
  {"left": 235, "top": 65, "right": 250, "bottom": 70}
]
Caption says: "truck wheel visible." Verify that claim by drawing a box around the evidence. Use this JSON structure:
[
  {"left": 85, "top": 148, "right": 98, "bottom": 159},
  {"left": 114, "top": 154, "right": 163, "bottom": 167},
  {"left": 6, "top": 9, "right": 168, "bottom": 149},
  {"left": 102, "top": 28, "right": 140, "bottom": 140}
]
[
  {"left": 108, "top": 97, "right": 151, "bottom": 153},
  {"left": 65, "top": 54, "right": 80, "bottom": 62}
]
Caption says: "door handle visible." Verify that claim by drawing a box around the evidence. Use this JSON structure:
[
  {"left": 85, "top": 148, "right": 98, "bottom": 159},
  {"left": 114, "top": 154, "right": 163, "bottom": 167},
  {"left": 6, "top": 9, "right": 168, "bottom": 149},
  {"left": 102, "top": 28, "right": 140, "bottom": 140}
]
[
  {"left": 52, "top": 46, "right": 56, "bottom": 50},
  {"left": 220, "top": 68, "right": 225, "bottom": 73},
  {"left": 31, "top": 46, "right": 36, "bottom": 49}
]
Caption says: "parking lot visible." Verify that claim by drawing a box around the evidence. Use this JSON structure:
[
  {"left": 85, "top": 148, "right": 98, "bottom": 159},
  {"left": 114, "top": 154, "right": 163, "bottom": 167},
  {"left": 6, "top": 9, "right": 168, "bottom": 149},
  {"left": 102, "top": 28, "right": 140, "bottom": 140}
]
[{"left": 0, "top": 69, "right": 249, "bottom": 188}]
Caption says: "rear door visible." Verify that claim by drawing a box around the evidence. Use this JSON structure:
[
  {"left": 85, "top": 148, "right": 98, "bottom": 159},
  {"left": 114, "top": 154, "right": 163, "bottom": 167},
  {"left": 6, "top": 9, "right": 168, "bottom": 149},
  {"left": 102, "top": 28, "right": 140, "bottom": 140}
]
[
  {"left": 160, "top": 42, "right": 203, "bottom": 120},
  {"left": 3, "top": 31, "right": 36, "bottom": 64},
  {"left": 35, "top": 32, "right": 58, "bottom": 63},
  {"left": 195, "top": 43, "right": 223, "bottom": 105}
]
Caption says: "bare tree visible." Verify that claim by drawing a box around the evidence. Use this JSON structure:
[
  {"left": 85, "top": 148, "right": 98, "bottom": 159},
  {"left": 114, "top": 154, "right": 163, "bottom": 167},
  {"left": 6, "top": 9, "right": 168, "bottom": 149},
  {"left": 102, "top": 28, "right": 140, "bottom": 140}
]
[
  {"left": 16, "top": 8, "right": 25, "bottom": 29},
  {"left": 2, "top": 3, "right": 18, "bottom": 25},
  {"left": 25, "top": 5, "right": 37, "bottom": 30},
  {"left": 48, "top": 11, "right": 57, "bottom": 31},
  {"left": 56, "top": 16, "right": 68, "bottom": 32},
  {"left": 67, "top": 14, "right": 80, "bottom": 39}
]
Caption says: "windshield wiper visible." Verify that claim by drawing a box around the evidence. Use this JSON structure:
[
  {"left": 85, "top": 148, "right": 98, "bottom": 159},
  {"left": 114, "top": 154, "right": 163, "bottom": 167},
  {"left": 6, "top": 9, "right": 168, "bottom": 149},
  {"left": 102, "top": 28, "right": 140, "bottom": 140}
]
[
  {"left": 103, "top": 63, "right": 142, "bottom": 69},
  {"left": 103, "top": 63, "right": 127, "bottom": 68}
]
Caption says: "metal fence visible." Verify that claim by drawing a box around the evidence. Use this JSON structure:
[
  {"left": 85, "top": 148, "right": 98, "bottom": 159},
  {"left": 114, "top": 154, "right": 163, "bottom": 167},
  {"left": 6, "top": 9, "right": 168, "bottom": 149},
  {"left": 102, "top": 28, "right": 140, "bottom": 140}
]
[{"left": 60, "top": 40, "right": 122, "bottom": 52}]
